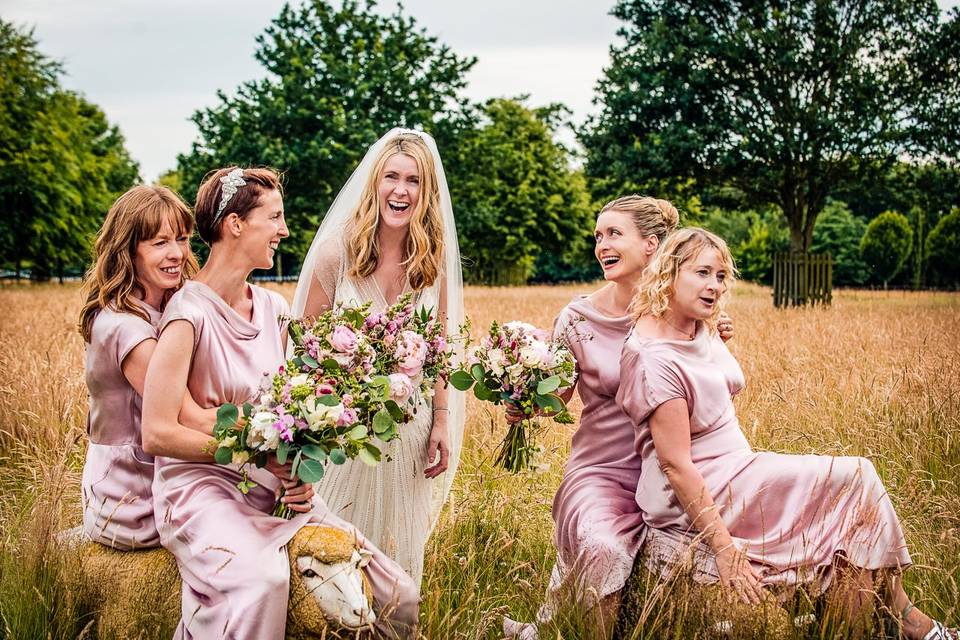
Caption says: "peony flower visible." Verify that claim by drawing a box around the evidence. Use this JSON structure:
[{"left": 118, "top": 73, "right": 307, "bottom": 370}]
[
  {"left": 395, "top": 330, "right": 428, "bottom": 378},
  {"left": 388, "top": 372, "right": 414, "bottom": 403},
  {"left": 248, "top": 411, "right": 281, "bottom": 450},
  {"left": 329, "top": 325, "right": 358, "bottom": 353}
]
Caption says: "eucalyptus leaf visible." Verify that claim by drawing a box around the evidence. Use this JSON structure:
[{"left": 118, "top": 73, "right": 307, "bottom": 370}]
[
  {"left": 373, "top": 409, "right": 394, "bottom": 434},
  {"left": 329, "top": 448, "right": 347, "bottom": 465},
  {"left": 216, "top": 403, "right": 239, "bottom": 429},
  {"left": 449, "top": 370, "right": 475, "bottom": 391},
  {"left": 214, "top": 447, "right": 234, "bottom": 465},
  {"left": 348, "top": 424, "right": 368, "bottom": 440},
  {"left": 277, "top": 440, "right": 290, "bottom": 465},
  {"left": 535, "top": 393, "right": 564, "bottom": 413},
  {"left": 536, "top": 375, "right": 561, "bottom": 395},
  {"left": 301, "top": 354, "right": 319, "bottom": 369},
  {"left": 358, "top": 447, "right": 379, "bottom": 466},
  {"left": 301, "top": 444, "right": 328, "bottom": 461},
  {"left": 470, "top": 363, "right": 485, "bottom": 382},
  {"left": 315, "top": 394, "right": 340, "bottom": 407},
  {"left": 298, "top": 458, "right": 325, "bottom": 483}
]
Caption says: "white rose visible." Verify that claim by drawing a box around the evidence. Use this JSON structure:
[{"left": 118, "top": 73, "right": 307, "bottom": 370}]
[
  {"left": 518, "top": 345, "right": 542, "bottom": 368},
  {"left": 289, "top": 373, "right": 310, "bottom": 387},
  {"left": 248, "top": 411, "right": 280, "bottom": 450}
]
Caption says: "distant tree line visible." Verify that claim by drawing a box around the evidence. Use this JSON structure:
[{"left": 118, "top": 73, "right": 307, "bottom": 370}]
[{"left": 2, "top": 0, "right": 958, "bottom": 287}]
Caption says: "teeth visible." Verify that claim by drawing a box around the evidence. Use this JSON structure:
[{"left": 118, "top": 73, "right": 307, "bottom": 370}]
[
  {"left": 388, "top": 200, "right": 410, "bottom": 211},
  {"left": 602, "top": 256, "right": 620, "bottom": 265},
  {"left": 160, "top": 267, "right": 179, "bottom": 274}
]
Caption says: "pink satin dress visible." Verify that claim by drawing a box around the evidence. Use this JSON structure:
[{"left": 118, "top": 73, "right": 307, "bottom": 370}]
[
  {"left": 541, "top": 297, "right": 647, "bottom": 611},
  {"left": 153, "top": 280, "right": 419, "bottom": 639},
  {"left": 81, "top": 300, "right": 162, "bottom": 550},
  {"left": 616, "top": 325, "right": 911, "bottom": 591}
]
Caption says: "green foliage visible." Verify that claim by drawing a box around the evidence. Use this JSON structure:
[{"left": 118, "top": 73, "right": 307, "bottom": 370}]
[
  {"left": 700, "top": 208, "right": 789, "bottom": 284},
  {"left": 812, "top": 200, "right": 870, "bottom": 286},
  {"left": 925, "top": 209, "right": 960, "bottom": 288},
  {"left": 860, "top": 211, "right": 914, "bottom": 287},
  {"left": 582, "top": 0, "right": 960, "bottom": 252},
  {"left": 0, "top": 20, "right": 139, "bottom": 280},
  {"left": 445, "top": 99, "right": 595, "bottom": 285},
  {"left": 175, "top": 0, "right": 475, "bottom": 276}
]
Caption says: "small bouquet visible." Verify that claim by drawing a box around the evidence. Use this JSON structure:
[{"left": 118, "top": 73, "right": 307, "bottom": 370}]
[
  {"left": 212, "top": 293, "right": 453, "bottom": 518},
  {"left": 450, "top": 320, "right": 576, "bottom": 472}
]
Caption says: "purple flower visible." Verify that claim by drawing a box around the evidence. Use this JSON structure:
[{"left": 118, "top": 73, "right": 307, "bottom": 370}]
[{"left": 337, "top": 407, "right": 359, "bottom": 427}]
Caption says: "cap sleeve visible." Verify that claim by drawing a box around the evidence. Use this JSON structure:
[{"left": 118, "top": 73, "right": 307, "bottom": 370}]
[
  {"left": 96, "top": 310, "right": 157, "bottom": 370},
  {"left": 616, "top": 345, "right": 687, "bottom": 427},
  {"left": 159, "top": 289, "right": 202, "bottom": 351}
]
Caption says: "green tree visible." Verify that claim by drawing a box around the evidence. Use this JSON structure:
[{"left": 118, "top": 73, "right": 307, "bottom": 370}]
[
  {"left": 0, "top": 21, "right": 138, "bottom": 280},
  {"left": 175, "top": 0, "right": 475, "bottom": 276},
  {"left": 445, "top": 99, "right": 594, "bottom": 284},
  {"left": 582, "top": 0, "right": 960, "bottom": 252},
  {"left": 811, "top": 200, "right": 869, "bottom": 287},
  {"left": 859, "top": 211, "right": 913, "bottom": 287},
  {"left": 925, "top": 209, "right": 960, "bottom": 288}
]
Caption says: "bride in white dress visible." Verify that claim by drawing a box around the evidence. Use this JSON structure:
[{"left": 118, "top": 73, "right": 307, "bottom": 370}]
[{"left": 291, "top": 129, "right": 465, "bottom": 587}]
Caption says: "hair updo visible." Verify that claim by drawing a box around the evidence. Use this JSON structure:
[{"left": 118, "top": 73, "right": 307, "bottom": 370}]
[
  {"left": 599, "top": 195, "right": 679, "bottom": 241},
  {"left": 194, "top": 166, "right": 283, "bottom": 244}
]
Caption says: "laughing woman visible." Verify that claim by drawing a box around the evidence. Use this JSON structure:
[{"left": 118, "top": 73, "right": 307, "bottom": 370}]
[
  {"left": 292, "top": 129, "right": 465, "bottom": 588},
  {"left": 142, "top": 167, "right": 419, "bottom": 639},
  {"left": 616, "top": 227, "right": 956, "bottom": 640},
  {"left": 78, "top": 185, "right": 211, "bottom": 550}
]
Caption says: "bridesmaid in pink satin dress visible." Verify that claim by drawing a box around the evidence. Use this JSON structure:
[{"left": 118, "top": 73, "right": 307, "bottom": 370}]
[
  {"left": 506, "top": 197, "right": 735, "bottom": 639},
  {"left": 617, "top": 227, "right": 955, "bottom": 640},
  {"left": 78, "top": 185, "right": 203, "bottom": 550},
  {"left": 142, "top": 167, "right": 419, "bottom": 639}
]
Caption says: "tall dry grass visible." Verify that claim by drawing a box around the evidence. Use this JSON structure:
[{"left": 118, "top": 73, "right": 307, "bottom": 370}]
[{"left": 0, "top": 282, "right": 957, "bottom": 638}]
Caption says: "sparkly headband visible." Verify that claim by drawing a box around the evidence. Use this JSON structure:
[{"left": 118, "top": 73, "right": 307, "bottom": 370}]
[{"left": 214, "top": 168, "right": 247, "bottom": 222}]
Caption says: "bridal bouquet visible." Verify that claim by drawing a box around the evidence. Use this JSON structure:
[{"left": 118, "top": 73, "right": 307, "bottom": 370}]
[
  {"left": 212, "top": 293, "right": 453, "bottom": 519},
  {"left": 450, "top": 320, "right": 576, "bottom": 473}
]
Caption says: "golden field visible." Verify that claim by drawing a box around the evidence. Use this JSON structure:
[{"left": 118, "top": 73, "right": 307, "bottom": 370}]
[{"left": 0, "top": 282, "right": 958, "bottom": 638}]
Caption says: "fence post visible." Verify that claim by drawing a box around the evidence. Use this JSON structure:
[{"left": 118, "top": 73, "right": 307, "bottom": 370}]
[{"left": 772, "top": 251, "right": 832, "bottom": 308}]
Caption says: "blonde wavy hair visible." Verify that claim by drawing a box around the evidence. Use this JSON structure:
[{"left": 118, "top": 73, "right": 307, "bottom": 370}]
[
  {"left": 345, "top": 133, "right": 444, "bottom": 290},
  {"left": 79, "top": 185, "right": 199, "bottom": 342},
  {"left": 629, "top": 227, "right": 737, "bottom": 333},
  {"left": 600, "top": 194, "right": 680, "bottom": 241}
]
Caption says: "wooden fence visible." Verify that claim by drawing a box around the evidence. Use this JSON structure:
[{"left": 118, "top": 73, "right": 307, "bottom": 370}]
[{"left": 772, "top": 252, "right": 833, "bottom": 307}]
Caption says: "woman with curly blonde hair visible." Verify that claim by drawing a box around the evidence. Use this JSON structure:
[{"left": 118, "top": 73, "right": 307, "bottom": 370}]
[
  {"left": 616, "top": 227, "right": 955, "bottom": 639},
  {"left": 292, "top": 129, "right": 465, "bottom": 588},
  {"left": 78, "top": 184, "right": 210, "bottom": 550}
]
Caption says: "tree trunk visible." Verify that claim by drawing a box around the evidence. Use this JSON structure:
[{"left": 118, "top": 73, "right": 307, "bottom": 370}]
[
  {"left": 15, "top": 259, "right": 21, "bottom": 282},
  {"left": 275, "top": 252, "right": 283, "bottom": 281}
]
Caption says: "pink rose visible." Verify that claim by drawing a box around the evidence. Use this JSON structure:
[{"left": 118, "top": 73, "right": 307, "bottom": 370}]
[
  {"left": 337, "top": 407, "right": 359, "bottom": 427},
  {"left": 342, "top": 393, "right": 354, "bottom": 407},
  {"left": 330, "top": 325, "right": 358, "bottom": 353},
  {"left": 396, "top": 330, "right": 428, "bottom": 378},
  {"left": 388, "top": 373, "right": 414, "bottom": 403}
]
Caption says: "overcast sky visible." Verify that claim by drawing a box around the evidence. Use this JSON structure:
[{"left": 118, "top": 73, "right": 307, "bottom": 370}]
[{"left": 4, "top": 0, "right": 958, "bottom": 181}]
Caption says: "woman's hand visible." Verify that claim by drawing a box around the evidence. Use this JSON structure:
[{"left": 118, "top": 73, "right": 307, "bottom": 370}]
[
  {"left": 264, "top": 455, "right": 315, "bottom": 514},
  {"left": 715, "top": 544, "right": 764, "bottom": 605},
  {"left": 718, "top": 312, "right": 735, "bottom": 342},
  {"left": 424, "top": 410, "right": 450, "bottom": 479}
]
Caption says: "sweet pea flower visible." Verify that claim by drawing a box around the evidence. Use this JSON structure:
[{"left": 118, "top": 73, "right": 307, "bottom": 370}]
[{"left": 337, "top": 407, "right": 359, "bottom": 427}]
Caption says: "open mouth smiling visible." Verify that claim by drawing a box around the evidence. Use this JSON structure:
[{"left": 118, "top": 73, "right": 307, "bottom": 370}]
[{"left": 387, "top": 200, "right": 410, "bottom": 213}]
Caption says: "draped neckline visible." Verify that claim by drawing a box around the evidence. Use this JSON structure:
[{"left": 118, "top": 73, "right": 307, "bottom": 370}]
[{"left": 183, "top": 280, "right": 261, "bottom": 340}]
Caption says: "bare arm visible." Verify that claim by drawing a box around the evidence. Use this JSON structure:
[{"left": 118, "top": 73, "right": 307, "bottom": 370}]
[
  {"left": 425, "top": 277, "right": 451, "bottom": 478},
  {"left": 121, "top": 339, "right": 217, "bottom": 435},
  {"left": 140, "top": 320, "right": 217, "bottom": 460},
  {"left": 649, "top": 398, "right": 763, "bottom": 604}
]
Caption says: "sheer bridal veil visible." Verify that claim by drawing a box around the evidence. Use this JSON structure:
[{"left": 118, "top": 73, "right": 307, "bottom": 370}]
[{"left": 290, "top": 128, "right": 466, "bottom": 527}]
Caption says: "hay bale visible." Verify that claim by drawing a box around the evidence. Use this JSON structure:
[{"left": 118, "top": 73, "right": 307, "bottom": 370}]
[
  {"left": 613, "top": 551, "right": 794, "bottom": 640},
  {"left": 73, "top": 525, "right": 370, "bottom": 640}
]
